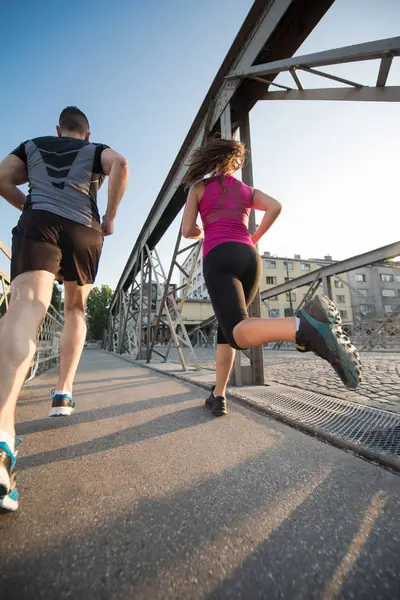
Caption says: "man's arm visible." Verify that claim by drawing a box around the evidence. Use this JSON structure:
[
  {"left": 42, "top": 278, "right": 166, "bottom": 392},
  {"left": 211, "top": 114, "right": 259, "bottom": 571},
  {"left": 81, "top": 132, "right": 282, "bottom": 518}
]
[
  {"left": 0, "top": 155, "right": 28, "bottom": 211},
  {"left": 100, "top": 148, "right": 129, "bottom": 236}
]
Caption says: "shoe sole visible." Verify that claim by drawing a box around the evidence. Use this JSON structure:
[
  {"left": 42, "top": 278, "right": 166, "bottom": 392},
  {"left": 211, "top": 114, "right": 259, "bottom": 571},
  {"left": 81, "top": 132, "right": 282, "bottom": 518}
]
[
  {"left": 313, "top": 295, "right": 362, "bottom": 389},
  {"left": 48, "top": 406, "right": 75, "bottom": 417},
  {"left": 212, "top": 409, "right": 228, "bottom": 417}
]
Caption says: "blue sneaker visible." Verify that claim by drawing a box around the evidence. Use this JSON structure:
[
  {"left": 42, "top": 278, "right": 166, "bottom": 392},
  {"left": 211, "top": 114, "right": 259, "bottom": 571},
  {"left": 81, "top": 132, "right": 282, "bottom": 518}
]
[
  {"left": 296, "top": 295, "right": 362, "bottom": 390},
  {"left": 0, "top": 438, "right": 21, "bottom": 513},
  {"left": 48, "top": 389, "right": 75, "bottom": 417}
]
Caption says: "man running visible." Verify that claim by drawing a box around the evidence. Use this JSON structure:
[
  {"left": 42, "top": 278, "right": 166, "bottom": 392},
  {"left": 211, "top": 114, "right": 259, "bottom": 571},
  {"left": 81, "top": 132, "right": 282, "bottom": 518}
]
[{"left": 0, "top": 106, "right": 129, "bottom": 511}]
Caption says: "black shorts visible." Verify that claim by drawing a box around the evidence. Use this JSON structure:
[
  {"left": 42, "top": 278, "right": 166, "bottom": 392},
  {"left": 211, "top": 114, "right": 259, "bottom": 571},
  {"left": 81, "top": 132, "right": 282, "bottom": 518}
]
[
  {"left": 203, "top": 242, "right": 262, "bottom": 349},
  {"left": 11, "top": 209, "right": 103, "bottom": 286}
]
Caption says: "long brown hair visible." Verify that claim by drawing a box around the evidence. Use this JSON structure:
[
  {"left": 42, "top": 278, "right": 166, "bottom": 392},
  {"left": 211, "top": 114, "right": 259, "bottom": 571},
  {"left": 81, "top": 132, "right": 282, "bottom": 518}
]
[{"left": 182, "top": 138, "right": 246, "bottom": 187}]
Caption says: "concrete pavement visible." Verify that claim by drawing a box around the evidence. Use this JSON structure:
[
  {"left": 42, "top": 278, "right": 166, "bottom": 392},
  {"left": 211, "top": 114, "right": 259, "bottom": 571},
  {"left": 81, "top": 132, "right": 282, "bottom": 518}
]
[{"left": 0, "top": 349, "right": 399, "bottom": 599}]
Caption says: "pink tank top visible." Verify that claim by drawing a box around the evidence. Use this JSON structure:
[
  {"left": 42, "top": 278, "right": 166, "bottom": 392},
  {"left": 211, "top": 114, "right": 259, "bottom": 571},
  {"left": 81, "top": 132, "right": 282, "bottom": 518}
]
[{"left": 199, "top": 175, "right": 254, "bottom": 257}]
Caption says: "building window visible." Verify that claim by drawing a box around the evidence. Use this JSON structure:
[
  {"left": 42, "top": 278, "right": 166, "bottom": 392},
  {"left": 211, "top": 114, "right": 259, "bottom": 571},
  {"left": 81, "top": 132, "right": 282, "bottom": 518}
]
[
  {"left": 266, "top": 276, "right": 277, "bottom": 285},
  {"left": 360, "top": 304, "right": 372, "bottom": 314},
  {"left": 301, "top": 263, "right": 311, "bottom": 272},
  {"left": 358, "top": 289, "right": 368, "bottom": 297},
  {"left": 286, "top": 292, "right": 296, "bottom": 302},
  {"left": 284, "top": 261, "right": 293, "bottom": 270},
  {"left": 268, "top": 309, "right": 280, "bottom": 318},
  {"left": 336, "top": 295, "right": 345, "bottom": 303},
  {"left": 382, "top": 289, "right": 396, "bottom": 297},
  {"left": 339, "top": 309, "right": 348, "bottom": 320},
  {"left": 265, "top": 260, "right": 276, "bottom": 269},
  {"left": 269, "top": 296, "right": 278, "bottom": 301},
  {"left": 284, "top": 277, "right": 294, "bottom": 283},
  {"left": 334, "top": 280, "right": 344, "bottom": 288},
  {"left": 396, "top": 275, "right": 400, "bottom": 283},
  {"left": 355, "top": 274, "right": 366, "bottom": 282},
  {"left": 384, "top": 304, "right": 396, "bottom": 314},
  {"left": 381, "top": 274, "right": 394, "bottom": 282},
  {"left": 284, "top": 308, "right": 294, "bottom": 317}
]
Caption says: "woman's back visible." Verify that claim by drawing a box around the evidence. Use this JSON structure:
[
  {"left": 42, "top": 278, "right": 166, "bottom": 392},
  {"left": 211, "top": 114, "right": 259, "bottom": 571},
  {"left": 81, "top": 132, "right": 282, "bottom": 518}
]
[{"left": 199, "top": 175, "right": 254, "bottom": 256}]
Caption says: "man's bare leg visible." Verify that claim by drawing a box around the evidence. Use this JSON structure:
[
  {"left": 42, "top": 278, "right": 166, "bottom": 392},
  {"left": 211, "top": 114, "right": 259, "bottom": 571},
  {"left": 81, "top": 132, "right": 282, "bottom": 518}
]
[
  {"left": 54, "top": 281, "right": 92, "bottom": 396},
  {"left": 0, "top": 271, "right": 54, "bottom": 436}
]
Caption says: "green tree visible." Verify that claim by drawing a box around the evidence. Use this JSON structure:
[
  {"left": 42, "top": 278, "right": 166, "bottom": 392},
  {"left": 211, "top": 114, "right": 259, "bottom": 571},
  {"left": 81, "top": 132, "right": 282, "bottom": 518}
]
[{"left": 86, "top": 285, "right": 113, "bottom": 341}]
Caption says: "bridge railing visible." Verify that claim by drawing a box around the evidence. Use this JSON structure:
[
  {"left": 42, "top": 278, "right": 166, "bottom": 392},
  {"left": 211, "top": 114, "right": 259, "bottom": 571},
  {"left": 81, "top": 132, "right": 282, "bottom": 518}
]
[{"left": 0, "top": 241, "right": 64, "bottom": 380}]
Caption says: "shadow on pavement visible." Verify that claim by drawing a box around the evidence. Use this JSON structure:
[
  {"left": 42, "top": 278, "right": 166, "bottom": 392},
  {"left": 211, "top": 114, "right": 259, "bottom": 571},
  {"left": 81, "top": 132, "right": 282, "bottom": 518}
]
[{"left": 1, "top": 448, "right": 398, "bottom": 600}]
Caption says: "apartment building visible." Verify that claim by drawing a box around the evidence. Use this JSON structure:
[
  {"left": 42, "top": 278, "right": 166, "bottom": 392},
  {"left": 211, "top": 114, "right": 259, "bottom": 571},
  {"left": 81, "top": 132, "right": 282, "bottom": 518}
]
[
  {"left": 260, "top": 253, "right": 353, "bottom": 325},
  {"left": 180, "top": 246, "right": 209, "bottom": 300},
  {"left": 348, "top": 262, "right": 400, "bottom": 321}
]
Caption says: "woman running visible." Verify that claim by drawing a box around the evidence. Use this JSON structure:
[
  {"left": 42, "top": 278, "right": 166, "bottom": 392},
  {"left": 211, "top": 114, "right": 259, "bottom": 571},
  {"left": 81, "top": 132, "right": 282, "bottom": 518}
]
[{"left": 182, "top": 138, "right": 362, "bottom": 416}]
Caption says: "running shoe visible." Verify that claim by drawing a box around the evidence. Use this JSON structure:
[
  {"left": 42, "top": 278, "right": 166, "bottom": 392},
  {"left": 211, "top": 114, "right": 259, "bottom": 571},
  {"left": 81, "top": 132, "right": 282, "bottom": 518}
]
[
  {"left": 0, "top": 439, "right": 21, "bottom": 513},
  {"left": 205, "top": 386, "right": 215, "bottom": 409},
  {"left": 205, "top": 386, "right": 227, "bottom": 416},
  {"left": 296, "top": 295, "right": 362, "bottom": 389},
  {"left": 48, "top": 389, "right": 75, "bottom": 417},
  {"left": 211, "top": 395, "right": 228, "bottom": 417}
]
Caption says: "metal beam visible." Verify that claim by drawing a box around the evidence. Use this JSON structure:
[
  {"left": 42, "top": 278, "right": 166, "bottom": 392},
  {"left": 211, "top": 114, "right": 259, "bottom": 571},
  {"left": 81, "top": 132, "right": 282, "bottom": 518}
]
[
  {"left": 298, "top": 65, "right": 363, "bottom": 88},
  {"left": 227, "top": 36, "right": 400, "bottom": 79},
  {"left": 0, "top": 241, "right": 11, "bottom": 260},
  {"left": 261, "top": 86, "right": 400, "bottom": 103},
  {"left": 248, "top": 75, "right": 293, "bottom": 91},
  {"left": 261, "top": 241, "right": 400, "bottom": 300},
  {"left": 377, "top": 53, "right": 394, "bottom": 87},
  {"left": 240, "top": 113, "right": 265, "bottom": 386},
  {"left": 289, "top": 68, "right": 303, "bottom": 90}
]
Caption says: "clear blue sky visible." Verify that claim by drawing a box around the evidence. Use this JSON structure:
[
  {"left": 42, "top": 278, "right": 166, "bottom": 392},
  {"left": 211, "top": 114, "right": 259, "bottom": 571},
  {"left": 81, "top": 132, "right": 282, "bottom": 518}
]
[{"left": 0, "top": 0, "right": 399, "bottom": 288}]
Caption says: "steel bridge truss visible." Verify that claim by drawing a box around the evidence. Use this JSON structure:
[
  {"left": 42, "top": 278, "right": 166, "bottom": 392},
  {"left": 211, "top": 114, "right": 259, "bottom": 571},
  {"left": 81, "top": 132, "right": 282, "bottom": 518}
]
[
  {"left": 105, "top": 243, "right": 200, "bottom": 370},
  {"left": 106, "top": 0, "right": 400, "bottom": 385}
]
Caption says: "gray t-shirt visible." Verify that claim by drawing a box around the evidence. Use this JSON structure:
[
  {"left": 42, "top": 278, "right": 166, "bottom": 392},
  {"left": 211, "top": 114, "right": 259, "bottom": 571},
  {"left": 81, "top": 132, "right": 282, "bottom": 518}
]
[{"left": 11, "top": 136, "right": 109, "bottom": 230}]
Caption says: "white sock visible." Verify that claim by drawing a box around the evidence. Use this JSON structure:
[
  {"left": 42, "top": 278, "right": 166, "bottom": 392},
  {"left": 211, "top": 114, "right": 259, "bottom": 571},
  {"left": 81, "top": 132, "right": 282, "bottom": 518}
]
[
  {"left": 54, "top": 390, "right": 71, "bottom": 397},
  {"left": 0, "top": 430, "right": 15, "bottom": 454},
  {"left": 296, "top": 317, "right": 300, "bottom": 331}
]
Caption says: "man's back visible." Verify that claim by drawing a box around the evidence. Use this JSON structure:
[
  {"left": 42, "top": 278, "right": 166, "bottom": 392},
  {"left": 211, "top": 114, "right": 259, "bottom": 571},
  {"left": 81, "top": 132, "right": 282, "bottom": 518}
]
[{"left": 12, "top": 136, "right": 109, "bottom": 230}]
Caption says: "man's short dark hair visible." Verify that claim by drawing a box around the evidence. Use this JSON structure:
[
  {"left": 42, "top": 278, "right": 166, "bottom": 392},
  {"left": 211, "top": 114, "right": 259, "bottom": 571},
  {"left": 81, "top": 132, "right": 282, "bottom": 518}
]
[{"left": 59, "top": 106, "right": 90, "bottom": 135}]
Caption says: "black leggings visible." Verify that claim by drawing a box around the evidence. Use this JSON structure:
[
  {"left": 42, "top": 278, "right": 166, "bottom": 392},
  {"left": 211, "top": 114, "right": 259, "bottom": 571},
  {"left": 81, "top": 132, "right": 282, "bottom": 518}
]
[{"left": 203, "top": 242, "right": 262, "bottom": 349}]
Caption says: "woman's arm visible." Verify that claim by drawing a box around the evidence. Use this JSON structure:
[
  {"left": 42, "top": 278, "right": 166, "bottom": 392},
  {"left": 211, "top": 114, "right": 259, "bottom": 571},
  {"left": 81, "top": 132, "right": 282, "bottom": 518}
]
[
  {"left": 182, "top": 183, "right": 204, "bottom": 239},
  {"left": 251, "top": 189, "right": 282, "bottom": 245}
]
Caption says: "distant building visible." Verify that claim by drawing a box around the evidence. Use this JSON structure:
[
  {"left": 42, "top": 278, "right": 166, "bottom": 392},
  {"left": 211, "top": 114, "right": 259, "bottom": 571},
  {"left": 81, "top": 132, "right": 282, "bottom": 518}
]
[
  {"left": 348, "top": 262, "right": 400, "bottom": 321},
  {"left": 180, "top": 247, "right": 209, "bottom": 300},
  {"left": 260, "top": 253, "right": 353, "bottom": 325}
]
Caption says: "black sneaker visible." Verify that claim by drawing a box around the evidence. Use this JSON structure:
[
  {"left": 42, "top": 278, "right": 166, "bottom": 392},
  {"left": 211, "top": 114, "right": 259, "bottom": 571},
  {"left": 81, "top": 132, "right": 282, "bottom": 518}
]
[
  {"left": 296, "top": 295, "right": 362, "bottom": 389},
  {"left": 205, "top": 386, "right": 215, "bottom": 409},
  {"left": 48, "top": 390, "right": 75, "bottom": 417},
  {"left": 205, "top": 386, "right": 227, "bottom": 416},
  {"left": 211, "top": 396, "right": 227, "bottom": 417}
]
